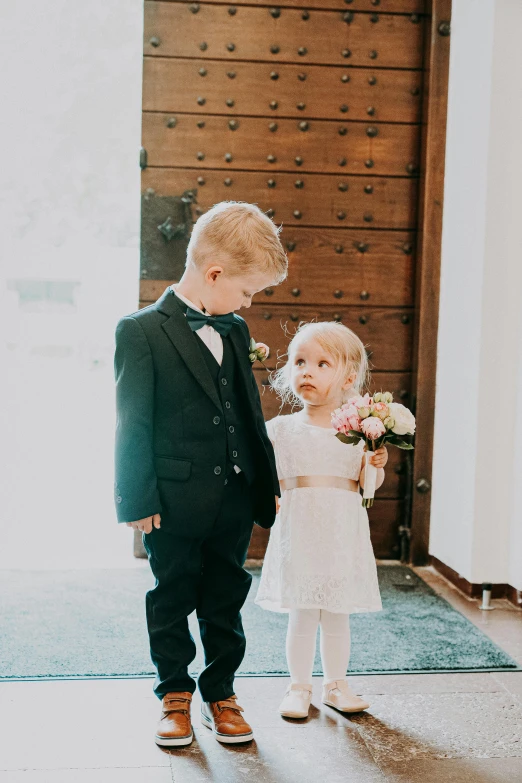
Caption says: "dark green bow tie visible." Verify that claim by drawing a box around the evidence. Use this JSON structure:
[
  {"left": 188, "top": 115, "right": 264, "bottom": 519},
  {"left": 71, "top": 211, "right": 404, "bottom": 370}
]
[{"left": 186, "top": 307, "right": 235, "bottom": 337}]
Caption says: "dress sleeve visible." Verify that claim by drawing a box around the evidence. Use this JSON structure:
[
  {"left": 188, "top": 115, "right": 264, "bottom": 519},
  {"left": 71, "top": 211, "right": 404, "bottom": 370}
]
[{"left": 265, "top": 416, "right": 278, "bottom": 444}]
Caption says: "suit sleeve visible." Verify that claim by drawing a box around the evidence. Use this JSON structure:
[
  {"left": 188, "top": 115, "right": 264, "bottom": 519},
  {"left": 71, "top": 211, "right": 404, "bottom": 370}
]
[
  {"left": 113, "top": 316, "right": 162, "bottom": 523},
  {"left": 238, "top": 318, "right": 281, "bottom": 496}
]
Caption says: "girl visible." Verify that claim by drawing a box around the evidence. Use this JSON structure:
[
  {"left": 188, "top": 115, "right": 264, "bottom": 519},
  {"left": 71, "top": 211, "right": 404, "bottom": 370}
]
[{"left": 255, "top": 321, "right": 387, "bottom": 719}]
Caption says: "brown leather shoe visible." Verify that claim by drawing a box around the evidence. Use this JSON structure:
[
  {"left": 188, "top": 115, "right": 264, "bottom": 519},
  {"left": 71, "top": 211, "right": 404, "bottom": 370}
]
[
  {"left": 155, "top": 692, "right": 193, "bottom": 747},
  {"left": 201, "top": 694, "right": 254, "bottom": 744}
]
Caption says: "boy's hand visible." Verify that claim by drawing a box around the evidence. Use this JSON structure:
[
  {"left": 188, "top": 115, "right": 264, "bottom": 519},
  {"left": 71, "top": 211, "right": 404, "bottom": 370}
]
[
  {"left": 126, "top": 514, "right": 161, "bottom": 534},
  {"left": 275, "top": 495, "right": 280, "bottom": 513},
  {"left": 369, "top": 446, "right": 388, "bottom": 469}
]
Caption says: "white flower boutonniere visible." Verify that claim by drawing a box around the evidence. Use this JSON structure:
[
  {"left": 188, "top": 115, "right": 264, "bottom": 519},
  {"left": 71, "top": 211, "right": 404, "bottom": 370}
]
[{"left": 249, "top": 338, "right": 270, "bottom": 366}]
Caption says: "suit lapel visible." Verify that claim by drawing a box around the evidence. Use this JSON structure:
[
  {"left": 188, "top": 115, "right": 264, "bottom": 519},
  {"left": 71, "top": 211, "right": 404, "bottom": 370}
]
[{"left": 156, "top": 287, "right": 222, "bottom": 411}]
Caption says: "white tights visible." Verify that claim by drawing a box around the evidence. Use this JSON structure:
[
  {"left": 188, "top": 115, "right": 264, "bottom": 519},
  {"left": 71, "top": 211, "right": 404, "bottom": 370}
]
[{"left": 286, "top": 608, "right": 351, "bottom": 684}]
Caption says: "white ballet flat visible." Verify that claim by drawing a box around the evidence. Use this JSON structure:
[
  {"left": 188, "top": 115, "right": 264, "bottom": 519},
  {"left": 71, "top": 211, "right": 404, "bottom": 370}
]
[
  {"left": 279, "top": 683, "right": 313, "bottom": 719},
  {"left": 322, "top": 679, "right": 370, "bottom": 713}
]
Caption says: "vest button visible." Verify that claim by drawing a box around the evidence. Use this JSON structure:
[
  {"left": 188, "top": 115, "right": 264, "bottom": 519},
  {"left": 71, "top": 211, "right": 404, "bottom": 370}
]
[
  {"left": 213, "top": 416, "right": 220, "bottom": 425},
  {"left": 232, "top": 450, "right": 238, "bottom": 458},
  {"left": 221, "top": 378, "right": 228, "bottom": 385},
  {"left": 229, "top": 425, "right": 235, "bottom": 433},
  {"left": 225, "top": 401, "right": 231, "bottom": 409},
  {"left": 214, "top": 466, "right": 222, "bottom": 475}
]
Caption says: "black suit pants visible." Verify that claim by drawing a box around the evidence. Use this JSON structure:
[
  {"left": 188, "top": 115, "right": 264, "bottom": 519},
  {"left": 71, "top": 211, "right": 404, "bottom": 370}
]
[{"left": 143, "top": 470, "right": 254, "bottom": 702}]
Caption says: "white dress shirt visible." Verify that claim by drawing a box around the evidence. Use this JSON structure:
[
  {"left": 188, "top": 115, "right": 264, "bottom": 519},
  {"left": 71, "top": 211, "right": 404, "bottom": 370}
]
[
  {"left": 171, "top": 285, "right": 240, "bottom": 474},
  {"left": 171, "top": 285, "right": 224, "bottom": 365}
]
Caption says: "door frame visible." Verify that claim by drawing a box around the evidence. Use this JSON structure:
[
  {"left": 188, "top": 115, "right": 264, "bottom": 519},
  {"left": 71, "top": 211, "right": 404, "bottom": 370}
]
[{"left": 410, "top": 0, "right": 452, "bottom": 564}]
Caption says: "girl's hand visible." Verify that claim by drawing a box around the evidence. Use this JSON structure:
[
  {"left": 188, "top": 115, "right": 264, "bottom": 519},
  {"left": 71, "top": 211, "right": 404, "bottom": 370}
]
[{"left": 369, "top": 446, "right": 388, "bottom": 469}]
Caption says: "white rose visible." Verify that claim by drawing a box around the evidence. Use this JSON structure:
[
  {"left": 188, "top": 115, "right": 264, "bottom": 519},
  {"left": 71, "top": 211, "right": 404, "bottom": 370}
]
[{"left": 388, "top": 403, "right": 416, "bottom": 436}]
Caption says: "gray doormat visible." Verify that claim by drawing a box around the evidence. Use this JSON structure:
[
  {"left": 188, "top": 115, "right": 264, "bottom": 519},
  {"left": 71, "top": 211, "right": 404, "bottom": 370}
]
[{"left": 0, "top": 566, "right": 518, "bottom": 680}]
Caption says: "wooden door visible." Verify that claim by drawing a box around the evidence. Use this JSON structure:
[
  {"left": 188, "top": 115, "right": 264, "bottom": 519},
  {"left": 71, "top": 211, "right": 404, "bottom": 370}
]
[{"left": 139, "top": 0, "right": 450, "bottom": 562}]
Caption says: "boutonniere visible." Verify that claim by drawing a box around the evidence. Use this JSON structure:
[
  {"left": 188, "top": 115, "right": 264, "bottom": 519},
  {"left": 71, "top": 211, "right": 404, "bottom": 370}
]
[{"left": 249, "top": 338, "right": 270, "bottom": 368}]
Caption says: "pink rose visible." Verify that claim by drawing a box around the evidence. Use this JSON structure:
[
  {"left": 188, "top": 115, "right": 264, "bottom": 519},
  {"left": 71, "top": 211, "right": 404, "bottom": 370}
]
[
  {"left": 331, "top": 408, "right": 347, "bottom": 434},
  {"left": 343, "top": 404, "right": 362, "bottom": 432},
  {"left": 361, "top": 416, "right": 386, "bottom": 441},
  {"left": 331, "top": 404, "right": 361, "bottom": 434},
  {"left": 331, "top": 407, "right": 350, "bottom": 435},
  {"left": 371, "top": 402, "right": 390, "bottom": 421},
  {"left": 350, "top": 393, "right": 372, "bottom": 409}
]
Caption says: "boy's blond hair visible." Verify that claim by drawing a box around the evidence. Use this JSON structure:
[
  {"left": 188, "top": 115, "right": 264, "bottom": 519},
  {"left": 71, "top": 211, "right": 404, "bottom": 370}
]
[
  {"left": 271, "top": 321, "right": 370, "bottom": 408},
  {"left": 187, "top": 201, "right": 288, "bottom": 283}
]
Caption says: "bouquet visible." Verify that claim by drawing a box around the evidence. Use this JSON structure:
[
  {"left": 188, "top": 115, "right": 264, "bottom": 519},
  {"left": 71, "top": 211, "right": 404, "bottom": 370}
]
[{"left": 331, "top": 392, "right": 416, "bottom": 507}]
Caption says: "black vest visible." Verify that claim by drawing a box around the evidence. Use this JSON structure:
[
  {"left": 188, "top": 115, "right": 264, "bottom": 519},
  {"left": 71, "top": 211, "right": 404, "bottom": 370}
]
[{"left": 195, "top": 333, "right": 257, "bottom": 484}]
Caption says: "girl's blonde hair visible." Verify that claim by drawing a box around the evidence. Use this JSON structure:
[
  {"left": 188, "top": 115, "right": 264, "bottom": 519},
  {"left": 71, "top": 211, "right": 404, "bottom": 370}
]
[
  {"left": 187, "top": 201, "right": 288, "bottom": 283},
  {"left": 271, "top": 321, "right": 370, "bottom": 408}
]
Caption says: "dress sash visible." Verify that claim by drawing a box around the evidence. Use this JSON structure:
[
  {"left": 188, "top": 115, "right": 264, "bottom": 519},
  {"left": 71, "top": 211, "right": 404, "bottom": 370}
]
[{"left": 279, "top": 475, "right": 359, "bottom": 493}]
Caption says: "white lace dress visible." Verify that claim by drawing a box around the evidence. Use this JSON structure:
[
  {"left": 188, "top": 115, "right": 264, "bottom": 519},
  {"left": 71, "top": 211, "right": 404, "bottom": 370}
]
[{"left": 255, "top": 414, "right": 382, "bottom": 615}]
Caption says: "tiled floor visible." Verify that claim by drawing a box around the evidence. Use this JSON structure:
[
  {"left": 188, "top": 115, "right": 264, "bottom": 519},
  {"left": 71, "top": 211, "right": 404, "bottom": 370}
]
[{"left": 1, "top": 566, "right": 522, "bottom": 782}]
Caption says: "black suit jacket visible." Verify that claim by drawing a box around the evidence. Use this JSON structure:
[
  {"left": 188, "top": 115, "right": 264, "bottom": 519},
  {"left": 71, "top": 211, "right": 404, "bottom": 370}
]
[{"left": 114, "top": 287, "right": 279, "bottom": 533}]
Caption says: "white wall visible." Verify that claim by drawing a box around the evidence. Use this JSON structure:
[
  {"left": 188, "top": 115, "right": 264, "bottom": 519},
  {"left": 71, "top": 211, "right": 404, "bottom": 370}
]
[
  {"left": 0, "top": 1, "right": 143, "bottom": 260},
  {"left": 431, "top": 0, "right": 522, "bottom": 590},
  {"left": 473, "top": 0, "right": 522, "bottom": 588},
  {"left": 0, "top": 1, "right": 144, "bottom": 568}
]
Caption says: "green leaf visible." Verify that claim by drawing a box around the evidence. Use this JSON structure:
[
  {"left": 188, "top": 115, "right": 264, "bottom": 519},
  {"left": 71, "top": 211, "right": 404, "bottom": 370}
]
[
  {"left": 335, "top": 432, "right": 360, "bottom": 446},
  {"left": 384, "top": 434, "right": 401, "bottom": 445},
  {"left": 395, "top": 441, "right": 415, "bottom": 450},
  {"left": 381, "top": 434, "right": 415, "bottom": 450}
]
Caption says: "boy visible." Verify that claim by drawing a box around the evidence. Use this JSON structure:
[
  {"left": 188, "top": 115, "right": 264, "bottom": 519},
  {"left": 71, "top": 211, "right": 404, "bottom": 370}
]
[{"left": 114, "top": 202, "right": 287, "bottom": 747}]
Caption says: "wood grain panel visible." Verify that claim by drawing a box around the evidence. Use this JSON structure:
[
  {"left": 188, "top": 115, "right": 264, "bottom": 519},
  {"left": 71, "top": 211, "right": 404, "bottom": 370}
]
[
  {"left": 140, "top": 225, "right": 415, "bottom": 306},
  {"left": 143, "top": 58, "right": 423, "bottom": 123},
  {"left": 275, "top": 228, "right": 415, "bottom": 305},
  {"left": 368, "top": 499, "right": 403, "bottom": 558},
  {"left": 165, "top": 1, "right": 426, "bottom": 12},
  {"left": 143, "top": 113, "right": 420, "bottom": 177},
  {"left": 248, "top": 498, "right": 403, "bottom": 559},
  {"left": 144, "top": 2, "right": 424, "bottom": 68},
  {"left": 247, "top": 525, "right": 271, "bottom": 559},
  {"left": 243, "top": 304, "right": 414, "bottom": 370},
  {"left": 142, "top": 169, "right": 418, "bottom": 229}
]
